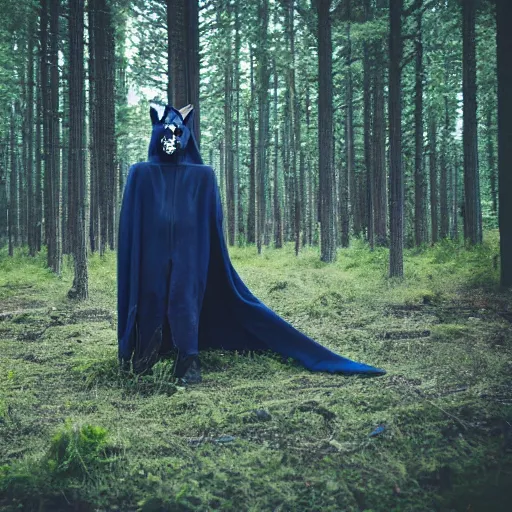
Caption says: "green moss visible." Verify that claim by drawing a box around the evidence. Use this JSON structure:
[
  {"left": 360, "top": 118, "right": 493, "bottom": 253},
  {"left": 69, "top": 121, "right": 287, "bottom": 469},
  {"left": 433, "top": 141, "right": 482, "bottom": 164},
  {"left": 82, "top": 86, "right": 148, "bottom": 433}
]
[{"left": 0, "top": 232, "right": 511, "bottom": 511}]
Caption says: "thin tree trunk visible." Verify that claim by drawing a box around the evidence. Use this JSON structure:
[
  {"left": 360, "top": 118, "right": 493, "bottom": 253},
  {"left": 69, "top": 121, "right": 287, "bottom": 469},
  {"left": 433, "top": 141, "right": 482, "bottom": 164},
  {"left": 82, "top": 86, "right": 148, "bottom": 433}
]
[
  {"left": 316, "top": 0, "right": 336, "bottom": 261},
  {"left": 273, "top": 54, "right": 282, "bottom": 249},
  {"left": 440, "top": 96, "right": 449, "bottom": 239},
  {"left": 35, "top": 49, "right": 42, "bottom": 252},
  {"left": 68, "top": 0, "right": 88, "bottom": 299},
  {"left": 306, "top": 81, "right": 313, "bottom": 246},
  {"left": 363, "top": 0, "right": 374, "bottom": 249},
  {"left": 429, "top": 116, "right": 438, "bottom": 244},
  {"left": 340, "top": 116, "right": 349, "bottom": 247},
  {"left": 48, "top": 0, "right": 61, "bottom": 273},
  {"left": 256, "top": 0, "right": 270, "bottom": 255},
  {"left": 389, "top": 0, "right": 403, "bottom": 277},
  {"left": 373, "top": 43, "right": 387, "bottom": 246},
  {"left": 223, "top": 1, "right": 235, "bottom": 246},
  {"left": 9, "top": 105, "right": 17, "bottom": 256},
  {"left": 487, "top": 107, "right": 497, "bottom": 215},
  {"left": 414, "top": 3, "right": 427, "bottom": 246},
  {"left": 346, "top": 5, "right": 358, "bottom": 238},
  {"left": 27, "top": 19, "right": 36, "bottom": 256},
  {"left": 234, "top": 0, "right": 241, "bottom": 244},
  {"left": 41, "top": 0, "right": 50, "bottom": 252},
  {"left": 88, "top": 0, "right": 98, "bottom": 252},
  {"left": 247, "top": 46, "right": 256, "bottom": 245},
  {"left": 497, "top": 0, "right": 512, "bottom": 287},
  {"left": 462, "top": 0, "right": 482, "bottom": 245},
  {"left": 451, "top": 155, "right": 459, "bottom": 240}
]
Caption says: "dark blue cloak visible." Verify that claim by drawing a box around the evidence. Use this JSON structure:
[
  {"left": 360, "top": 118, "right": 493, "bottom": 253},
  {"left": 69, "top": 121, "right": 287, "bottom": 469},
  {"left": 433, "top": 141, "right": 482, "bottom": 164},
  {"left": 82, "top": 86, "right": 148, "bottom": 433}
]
[{"left": 117, "top": 104, "right": 385, "bottom": 376}]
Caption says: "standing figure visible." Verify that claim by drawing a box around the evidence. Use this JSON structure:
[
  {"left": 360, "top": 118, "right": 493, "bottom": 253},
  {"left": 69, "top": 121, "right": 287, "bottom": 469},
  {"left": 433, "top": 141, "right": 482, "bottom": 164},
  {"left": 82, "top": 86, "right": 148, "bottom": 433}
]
[{"left": 117, "top": 104, "right": 386, "bottom": 383}]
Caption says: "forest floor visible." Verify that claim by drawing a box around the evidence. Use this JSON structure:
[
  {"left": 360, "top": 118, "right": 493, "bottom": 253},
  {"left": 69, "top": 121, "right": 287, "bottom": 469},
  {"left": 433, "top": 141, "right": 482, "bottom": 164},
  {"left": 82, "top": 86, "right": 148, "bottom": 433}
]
[{"left": 0, "top": 231, "right": 511, "bottom": 512}]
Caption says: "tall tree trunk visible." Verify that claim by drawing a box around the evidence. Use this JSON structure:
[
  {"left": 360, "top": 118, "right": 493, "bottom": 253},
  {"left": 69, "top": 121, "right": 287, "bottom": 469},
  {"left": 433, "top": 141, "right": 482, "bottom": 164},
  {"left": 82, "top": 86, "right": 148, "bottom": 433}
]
[
  {"left": 106, "top": 0, "right": 117, "bottom": 251},
  {"left": 497, "top": 0, "right": 512, "bottom": 287},
  {"left": 373, "top": 43, "right": 387, "bottom": 246},
  {"left": 247, "top": 46, "right": 256, "bottom": 244},
  {"left": 61, "top": 40, "right": 70, "bottom": 256},
  {"left": 451, "top": 155, "right": 459, "bottom": 240},
  {"left": 88, "top": 0, "right": 98, "bottom": 252},
  {"left": 286, "top": 0, "right": 301, "bottom": 256},
  {"left": 27, "top": 18, "right": 36, "bottom": 256},
  {"left": 9, "top": 105, "right": 17, "bottom": 256},
  {"left": 389, "top": 0, "right": 403, "bottom": 277},
  {"left": 340, "top": 115, "right": 349, "bottom": 247},
  {"left": 462, "top": 0, "right": 482, "bottom": 245},
  {"left": 414, "top": 3, "right": 427, "bottom": 246},
  {"left": 234, "top": 0, "right": 241, "bottom": 244},
  {"left": 440, "top": 96, "right": 450, "bottom": 239},
  {"left": 19, "top": 58, "right": 28, "bottom": 248},
  {"left": 0, "top": 144, "right": 7, "bottom": 248},
  {"left": 345, "top": 5, "right": 358, "bottom": 239},
  {"left": 272, "top": 54, "right": 282, "bottom": 249},
  {"left": 429, "top": 116, "right": 438, "bottom": 244},
  {"left": 316, "top": 0, "right": 336, "bottom": 261},
  {"left": 41, "top": 0, "right": 50, "bottom": 252},
  {"left": 486, "top": 107, "right": 497, "bottom": 215},
  {"left": 90, "top": 0, "right": 116, "bottom": 254},
  {"left": 221, "top": 2, "right": 235, "bottom": 246},
  {"left": 167, "top": 0, "right": 200, "bottom": 145},
  {"left": 68, "top": 0, "right": 88, "bottom": 299},
  {"left": 256, "top": 0, "right": 270, "bottom": 255},
  {"left": 306, "top": 81, "right": 313, "bottom": 246},
  {"left": 363, "top": 0, "right": 374, "bottom": 249},
  {"left": 35, "top": 49, "right": 43, "bottom": 252},
  {"left": 48, "top": 0, "right": 61, "bottom": 273}
]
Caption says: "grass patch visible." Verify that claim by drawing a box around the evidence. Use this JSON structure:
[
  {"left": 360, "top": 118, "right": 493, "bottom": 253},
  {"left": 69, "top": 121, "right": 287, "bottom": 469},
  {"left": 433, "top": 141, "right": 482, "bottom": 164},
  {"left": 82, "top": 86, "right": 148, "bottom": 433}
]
[{"left": 0, "top": 232, "right": 511, "bottom": 511}]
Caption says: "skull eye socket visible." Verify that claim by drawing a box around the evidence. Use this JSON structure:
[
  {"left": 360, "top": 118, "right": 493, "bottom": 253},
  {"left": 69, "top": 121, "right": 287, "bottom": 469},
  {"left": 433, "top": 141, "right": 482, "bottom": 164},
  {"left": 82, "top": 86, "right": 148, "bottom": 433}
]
[{"left": 174, "top": 127, "right": 183, "bottom": 137}]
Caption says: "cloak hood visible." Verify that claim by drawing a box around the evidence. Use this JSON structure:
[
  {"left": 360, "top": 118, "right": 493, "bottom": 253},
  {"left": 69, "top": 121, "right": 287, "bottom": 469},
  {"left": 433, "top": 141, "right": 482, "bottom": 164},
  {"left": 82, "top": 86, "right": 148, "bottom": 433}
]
[{"left": 148, "top": 103, "right": 203, "bottom": 165}]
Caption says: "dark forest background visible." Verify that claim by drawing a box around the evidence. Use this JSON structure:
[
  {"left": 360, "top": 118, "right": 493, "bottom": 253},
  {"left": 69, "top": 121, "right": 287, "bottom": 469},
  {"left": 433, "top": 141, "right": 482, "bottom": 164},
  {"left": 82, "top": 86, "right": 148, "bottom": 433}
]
[{"left": 0, "top": 0, "right": 511, "bottom": 299}]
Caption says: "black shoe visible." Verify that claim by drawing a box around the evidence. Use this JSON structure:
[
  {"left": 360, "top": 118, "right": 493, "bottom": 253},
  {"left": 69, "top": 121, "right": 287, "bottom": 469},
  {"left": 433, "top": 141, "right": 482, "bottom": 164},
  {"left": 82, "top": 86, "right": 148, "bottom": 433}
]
[{"left": 172, "top": 352, "right": 202, "bottom": 384}]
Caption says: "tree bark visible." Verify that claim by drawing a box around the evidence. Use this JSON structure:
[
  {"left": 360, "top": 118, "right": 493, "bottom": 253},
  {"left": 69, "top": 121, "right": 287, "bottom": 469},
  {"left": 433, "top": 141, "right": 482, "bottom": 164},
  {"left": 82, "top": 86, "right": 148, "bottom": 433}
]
[
  {"left": 414, "top": 2, "right": 427, "bottom": 246},
  {"left": 497, "top": 0, "right": 512, "bottom": 287},
  {"left": 9, "top": 105, "right": 17, "bottom": 256},
  {"left": 363, "top": 0, "right": 374, "bottom": 249},
  {"left": 68, "top": 0, "right": 88, "bottom": 299},
  {"left": 256, "top": 0, "right": 270, "bottom": 255},
  {"left": 462, "top": 0, "right": 482, "bottom": 245},
  {"left": 440, "top": 96, "right": 450, "bottom": 239},
  {"left": 272, "top": 55, "right": 283, "bottom": 249},
  {"left": 315, "top": 0, "right": 336, "bottom": 262},
  {"left": 389, "top": 0, "right": 403, "bottom": 277},
  {"left": 222, "top": 1, "right": 235, "bottom": 246},
  {"left": 373, "top": 42, "right": 387, "bottom": 246},
  {"left": 247, "top": 46, "right": 256, "bottom": 245},
  {"left": 27, "top": 17, "right": 36, "bottom": 256},
  {"left": 48, "top": 0, "right": 61, "bottom": 273},
  {"left": 486, "top": 107, "right": 497, "bottom": 215},
  {"left": 345, "top": 4, "right": 358, "bottom": 239},
  {"left": 429, "top": 116, "right": 438, "bottom": 244}
]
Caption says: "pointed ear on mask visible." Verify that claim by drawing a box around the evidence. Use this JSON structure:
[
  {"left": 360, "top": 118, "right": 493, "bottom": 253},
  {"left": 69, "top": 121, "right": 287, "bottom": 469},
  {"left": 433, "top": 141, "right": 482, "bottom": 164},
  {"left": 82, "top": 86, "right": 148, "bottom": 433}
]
[
  {"left": 160, "top": 105, "right": 172, "bottom": 123},
  {"left": 183, "top": 108, "right": 194, "bottom": 126},
  {"left": 150, "top": 106, "right": 160, "bottom": 126}
]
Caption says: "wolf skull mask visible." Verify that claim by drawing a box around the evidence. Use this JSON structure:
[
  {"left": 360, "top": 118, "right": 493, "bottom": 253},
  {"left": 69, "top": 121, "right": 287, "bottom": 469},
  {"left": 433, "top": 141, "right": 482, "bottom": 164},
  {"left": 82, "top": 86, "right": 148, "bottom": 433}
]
[{"left": 149, "top": 104, "right": 194, "bottom": 159}]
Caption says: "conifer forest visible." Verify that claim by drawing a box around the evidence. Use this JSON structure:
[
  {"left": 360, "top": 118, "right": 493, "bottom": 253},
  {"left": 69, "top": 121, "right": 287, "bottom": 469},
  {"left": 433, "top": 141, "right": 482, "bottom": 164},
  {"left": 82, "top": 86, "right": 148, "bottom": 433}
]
[{"left": 0, "top": 1, "right": 511, "bottom": 511}]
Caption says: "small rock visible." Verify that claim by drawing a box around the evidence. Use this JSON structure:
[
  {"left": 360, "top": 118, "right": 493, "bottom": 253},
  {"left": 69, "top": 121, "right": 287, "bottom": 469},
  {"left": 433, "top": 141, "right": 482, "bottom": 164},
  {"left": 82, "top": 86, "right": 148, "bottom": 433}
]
[{"left": 253, "top": 409, "right": 272, "bottom": 421}]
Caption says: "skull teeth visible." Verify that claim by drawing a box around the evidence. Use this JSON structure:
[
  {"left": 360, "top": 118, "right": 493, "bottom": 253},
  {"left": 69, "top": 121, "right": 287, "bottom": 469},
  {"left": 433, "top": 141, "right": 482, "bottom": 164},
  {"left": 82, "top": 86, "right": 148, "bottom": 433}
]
[{"left": 161, "top": 135, "right": 177, "bottom": 155}]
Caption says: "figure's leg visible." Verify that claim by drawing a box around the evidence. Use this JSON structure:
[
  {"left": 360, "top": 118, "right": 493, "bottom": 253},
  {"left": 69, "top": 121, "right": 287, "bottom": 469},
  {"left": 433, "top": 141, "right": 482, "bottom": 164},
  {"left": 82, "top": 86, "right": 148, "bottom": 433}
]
[
  {"left": 159, "top": 259, "right": 177, "bottom": 360},
  {"left": 167, "top": 258, "right": 202, "bottom": 382}
]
